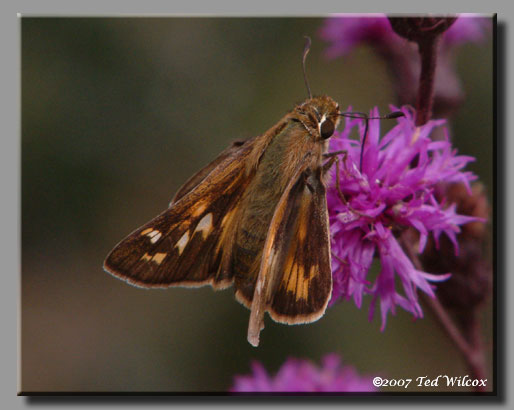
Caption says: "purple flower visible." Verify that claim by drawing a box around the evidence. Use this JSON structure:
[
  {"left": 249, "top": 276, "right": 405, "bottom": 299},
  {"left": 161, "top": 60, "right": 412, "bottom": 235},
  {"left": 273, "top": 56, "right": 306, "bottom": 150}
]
[
  {"left": 319, "top": 14, "right": 492, "bottom": 58},
  {"left": 230, "top": 354, "right": 376, "bottom": 393},
  {"left": 327, "top": 106, "right": 480, "bottom": 329},
  {"left": 443, "top": 14, "right": 492, "bottom": 45},
  {"left": 319, "top": 14, "right": 395, "bottom": 58}
]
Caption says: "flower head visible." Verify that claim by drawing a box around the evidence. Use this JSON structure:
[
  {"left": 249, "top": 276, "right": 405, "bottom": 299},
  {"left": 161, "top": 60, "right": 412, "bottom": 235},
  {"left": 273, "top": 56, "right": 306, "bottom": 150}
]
[
  {"left": 327, "top": 106, "right": 480, "bottom": 329},
  {"left": 319, "top": 14, "right": 491, "bottom": 58},
  {"left": 231, "top": 354, "right": 376, "bottom": 393}
]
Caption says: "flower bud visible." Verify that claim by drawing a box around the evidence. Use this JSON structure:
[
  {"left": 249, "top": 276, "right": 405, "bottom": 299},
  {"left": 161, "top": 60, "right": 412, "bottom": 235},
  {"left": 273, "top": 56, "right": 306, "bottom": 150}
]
[{"left": 388, "top": 17, "right": 458, "bottom": 43}]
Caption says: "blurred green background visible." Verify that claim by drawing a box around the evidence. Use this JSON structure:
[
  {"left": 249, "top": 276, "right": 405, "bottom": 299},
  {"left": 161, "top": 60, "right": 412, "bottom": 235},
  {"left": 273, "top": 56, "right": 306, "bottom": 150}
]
[{"left": 21, "top": 17, "right": 493, "bottom": 392}]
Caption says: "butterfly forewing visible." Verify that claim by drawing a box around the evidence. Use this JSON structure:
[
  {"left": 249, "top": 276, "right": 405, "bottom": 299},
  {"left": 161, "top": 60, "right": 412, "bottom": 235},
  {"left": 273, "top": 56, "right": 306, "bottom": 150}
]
[
  {"left": 170, "top": 138, "right": 252, "bottom": 205},
  {"left": 104, "top": 139, "right": 256, "bottom": 289}
]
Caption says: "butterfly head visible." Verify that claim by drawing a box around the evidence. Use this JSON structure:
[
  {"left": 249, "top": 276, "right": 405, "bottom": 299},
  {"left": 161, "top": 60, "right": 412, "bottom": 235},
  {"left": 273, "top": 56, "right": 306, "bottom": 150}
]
[{"left": 294, "top": 95, "right": 341, "bottom": 141}]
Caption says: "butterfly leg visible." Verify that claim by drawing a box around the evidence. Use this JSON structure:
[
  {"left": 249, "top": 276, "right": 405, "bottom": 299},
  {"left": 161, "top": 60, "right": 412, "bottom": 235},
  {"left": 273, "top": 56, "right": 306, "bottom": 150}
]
[
  {"left": 323, "top": 150, "right": 346, "bottom": 158},
  {"left": 323, "top": 151, "right": 369, "bottom": 219},
  {"left": 322, "top": 152, "right": 350, "bottom": 207}
]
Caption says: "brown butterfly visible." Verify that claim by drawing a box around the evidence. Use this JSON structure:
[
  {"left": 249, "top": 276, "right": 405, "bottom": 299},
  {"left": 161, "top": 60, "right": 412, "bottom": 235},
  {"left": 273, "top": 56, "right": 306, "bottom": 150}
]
[{"left": 104, "top": 38, "right": 401, "bottom": 346}]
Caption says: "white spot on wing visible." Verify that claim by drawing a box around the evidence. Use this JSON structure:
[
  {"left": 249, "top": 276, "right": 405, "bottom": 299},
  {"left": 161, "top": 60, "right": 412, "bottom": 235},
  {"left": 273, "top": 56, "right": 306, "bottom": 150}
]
[
  {"left": 150, "top": 232, "right": 162, "bottom": 243},
  {"left": 176, "top": 231, "right": 189, "bottom": 255},
  {"left": 193, "top": 213, "right": 213, "bottom": 238},
  {"left": 142, "top": 229, "right": 162, "bottom": 244}
]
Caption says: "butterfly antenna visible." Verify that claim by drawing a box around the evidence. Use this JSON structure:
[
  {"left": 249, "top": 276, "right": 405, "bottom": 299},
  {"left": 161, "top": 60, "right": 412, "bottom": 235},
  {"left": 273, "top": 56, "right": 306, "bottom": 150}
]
[
  {"left": 302, "top": 36, "right": 313, "bottom": 99},
  {"left": 339, "top": 111, "right": 404, "bottom": 172}
]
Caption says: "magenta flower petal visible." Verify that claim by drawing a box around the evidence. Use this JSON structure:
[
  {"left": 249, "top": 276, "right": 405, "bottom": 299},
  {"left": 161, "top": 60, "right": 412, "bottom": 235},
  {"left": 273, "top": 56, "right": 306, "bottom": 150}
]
[
  {"left": 230, "top": 354, "right": 377, "bottom": 393},
  {"left": 327, "top": 106, "right": 482, "bottom": 329}
]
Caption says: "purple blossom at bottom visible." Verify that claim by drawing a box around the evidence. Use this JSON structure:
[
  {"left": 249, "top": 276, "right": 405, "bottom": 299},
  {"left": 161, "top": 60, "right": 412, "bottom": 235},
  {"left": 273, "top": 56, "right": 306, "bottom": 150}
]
[
  {"left": 327, "top": 106, "right": 481, "bottom": 329},
  {"left": 230, "top": 354, "right": 376, "bottom": 393}
]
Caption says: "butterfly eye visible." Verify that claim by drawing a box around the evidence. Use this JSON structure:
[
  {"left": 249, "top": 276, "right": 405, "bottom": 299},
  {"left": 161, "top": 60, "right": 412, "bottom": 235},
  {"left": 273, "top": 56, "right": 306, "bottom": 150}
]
[{"left": 320, "top": 119, "right": 335, "bottom": 139}]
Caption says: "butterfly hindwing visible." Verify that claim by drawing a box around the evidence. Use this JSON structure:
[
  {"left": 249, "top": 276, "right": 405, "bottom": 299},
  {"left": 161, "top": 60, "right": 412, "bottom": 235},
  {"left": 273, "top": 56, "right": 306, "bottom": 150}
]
[
  {"left": 245, "top": 158, "right": 333, "bottom": 345},
  {"left": 268, "top": 166, "right": 332, "bottom": 323}
]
